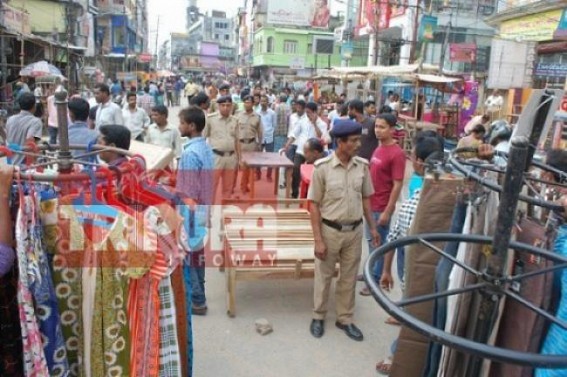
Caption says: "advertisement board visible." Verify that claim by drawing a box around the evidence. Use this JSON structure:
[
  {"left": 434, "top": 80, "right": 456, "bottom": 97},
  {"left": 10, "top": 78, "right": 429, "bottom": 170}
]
[
  {"left": 500, "top": 9, "right": 562, "bottom": 41},
  {"left": 267, "top": 0, "right": 330, "bottom": 28},
  {"left": 487, "top": 39, "right": 536, "bottom": 89},
  {"left": 449, "top": 43, "right": 477, "bottom": 63},
  {"left": 356, "top": 0, "right": 391, "bottom": 37}
]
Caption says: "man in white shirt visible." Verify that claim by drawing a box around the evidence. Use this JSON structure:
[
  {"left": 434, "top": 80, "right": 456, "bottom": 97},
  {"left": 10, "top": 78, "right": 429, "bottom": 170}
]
[
  {"left": 146, "top": 105, "right": 182, "bottom": 159},
  {"left": 284, "top": 101, "right": 331, "bottom": 198},
  {"left": 257, "top": 94, "right": 277, "bottom": 180},
  {"left": 94, "top": 83, "right": 124, "bottom": 130},
  {"left": 484, "top": 89, "right": 504, "bottom": 119},
  {"left": 122, "top": 92, "right": 151, "bottom": 141}
]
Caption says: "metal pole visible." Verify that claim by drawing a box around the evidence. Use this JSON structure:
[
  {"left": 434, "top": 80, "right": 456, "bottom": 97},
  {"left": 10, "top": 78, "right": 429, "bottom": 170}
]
[
  {"left": 0, "top": 0, "right": 7, "bottom": 99},
  {"left": 55, "top": 88, "right": 72, "bottom": 173}
]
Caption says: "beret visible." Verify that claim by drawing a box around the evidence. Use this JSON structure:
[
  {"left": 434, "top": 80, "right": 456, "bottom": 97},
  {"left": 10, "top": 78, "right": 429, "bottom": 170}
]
[
  {"left": 217, "top": 95, "right": 233, "bottom": 104},
  {"left": 332, "top": 119, "right": 362, "bottom": 138}
]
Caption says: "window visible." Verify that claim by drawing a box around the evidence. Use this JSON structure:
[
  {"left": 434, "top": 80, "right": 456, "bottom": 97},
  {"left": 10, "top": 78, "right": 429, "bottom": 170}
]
[
  {"left": 283, "top": 40, "right": 297, "bottom": 54},
  {"left": 307, "top": 43, "right": 313, "bottom": 54},
  {"left": 225, "top": 34, "right": 230, "bottom": 41},
  {"left": 215, "top": 34, "right": 219, "bottom": 39},
  {"left": 266, "top": 36, "right": 274, "bottom": 53}
]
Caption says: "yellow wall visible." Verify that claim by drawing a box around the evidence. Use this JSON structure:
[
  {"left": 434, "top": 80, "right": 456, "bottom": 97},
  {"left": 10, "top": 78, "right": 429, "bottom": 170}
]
[{"left": 10, "top": 0, "right": 66, "bottom": 34}]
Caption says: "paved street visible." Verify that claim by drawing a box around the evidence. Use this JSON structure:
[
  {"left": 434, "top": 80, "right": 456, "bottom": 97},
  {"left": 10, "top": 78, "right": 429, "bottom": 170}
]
[{"left": 167, "top": 106, "right": 403, "bottom": 377}]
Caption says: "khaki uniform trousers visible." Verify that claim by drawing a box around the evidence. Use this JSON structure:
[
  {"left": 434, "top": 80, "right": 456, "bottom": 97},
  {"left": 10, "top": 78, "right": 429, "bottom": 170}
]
[
  {"left": 239, "top": 142, "right": 258, "bottom": 192},
  {"left": 313, "top": 224, "right": 363, "bottom": 325},
  {"left": 213, "top": 154, "right": 238, "bottom": 200}
]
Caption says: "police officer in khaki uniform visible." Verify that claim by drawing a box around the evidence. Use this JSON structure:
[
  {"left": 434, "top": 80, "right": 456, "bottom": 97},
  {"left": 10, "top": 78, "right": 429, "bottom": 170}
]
[
  {"left": 307, "top": 119, "right": 380, "bottom": 341},
  {"left": 236, "top": 95, "right": 263, "bottom": 194},
  {"left": 204, "top": 95, "right": 240, "bottom": 200}
]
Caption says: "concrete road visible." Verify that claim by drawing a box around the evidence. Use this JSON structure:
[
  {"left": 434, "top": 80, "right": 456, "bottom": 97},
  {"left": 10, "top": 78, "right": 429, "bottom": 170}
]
[{"left": 167, "top": 104, "right": 406, "bottom": 377}]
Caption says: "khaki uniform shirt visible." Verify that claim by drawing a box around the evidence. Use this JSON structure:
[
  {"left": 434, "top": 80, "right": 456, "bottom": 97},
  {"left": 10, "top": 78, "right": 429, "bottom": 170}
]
[
  {"left": 204, "top": 113, "right": 238, "bottom": 152},
  {"left": 236, "top": 111, "right": 262, "bottom": 143},
  {"left": 308, "top": 154, "right": 374, "bottom": 223}
]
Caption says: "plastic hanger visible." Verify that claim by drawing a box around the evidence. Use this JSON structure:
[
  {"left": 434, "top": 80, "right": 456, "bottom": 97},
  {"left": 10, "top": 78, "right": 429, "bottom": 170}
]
[
  {"left": 96, "top": 165, "right": 134, "bottom": 215},
  {"left": 121, "top": 154, "right": 176, "bottom": 206}
]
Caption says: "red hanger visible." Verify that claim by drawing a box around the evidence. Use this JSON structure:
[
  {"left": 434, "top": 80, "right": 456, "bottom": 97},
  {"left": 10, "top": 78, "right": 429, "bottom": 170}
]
[
  {"left": 95, "top": 166, "right": 134, "bottom": 215},
  {"left": 120, "top": 155, "right": 175, "bottom": 206}
]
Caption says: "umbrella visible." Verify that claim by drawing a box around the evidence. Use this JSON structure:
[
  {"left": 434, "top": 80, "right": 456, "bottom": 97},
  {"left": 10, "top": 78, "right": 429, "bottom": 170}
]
[{"left": 19, "top": 60, "right": 64, "bottom": 78}]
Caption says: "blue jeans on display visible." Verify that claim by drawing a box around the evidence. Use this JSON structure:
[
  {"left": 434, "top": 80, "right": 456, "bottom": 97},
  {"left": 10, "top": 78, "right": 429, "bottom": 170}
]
[
  {"left": 423, "top": 201, "right": 468, "bottom": 377},
  {"left": 366, "top": 211, "right": 391, "bottom": 283},
  {"left": 189, "top": 248, "right": 206, "bottom": 307}
]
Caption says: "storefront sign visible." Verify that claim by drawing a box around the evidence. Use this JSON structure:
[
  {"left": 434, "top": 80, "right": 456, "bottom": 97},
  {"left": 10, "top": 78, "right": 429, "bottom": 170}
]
[
  {"left": 449, "top": 43, "right": 476, "bottom": 63},
  {"left": 534, "top": 62, "right": 567, "bottom": 78},
  {"left": 3, "top": 4, "right": 31, "bottom": 34},
  {"left": 501, "top": 9, "right": 562, "bottom": 41},
  {"left": 138, "top": 53, "right": 153, "bottom": 63},
  {"left": 289, "top": 56, "right": 305, "bottom": 70}
]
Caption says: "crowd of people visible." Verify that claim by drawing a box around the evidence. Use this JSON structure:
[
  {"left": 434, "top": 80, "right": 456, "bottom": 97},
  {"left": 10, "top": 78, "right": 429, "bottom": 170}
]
[{"left": 4, "top": 74, "right": 564, "bottom": 375}]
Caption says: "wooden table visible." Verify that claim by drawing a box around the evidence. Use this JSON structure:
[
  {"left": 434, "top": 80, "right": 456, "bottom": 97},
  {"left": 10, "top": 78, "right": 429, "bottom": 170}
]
[{"left": 241, "top": 152, "right": 294, "bottom": 198}]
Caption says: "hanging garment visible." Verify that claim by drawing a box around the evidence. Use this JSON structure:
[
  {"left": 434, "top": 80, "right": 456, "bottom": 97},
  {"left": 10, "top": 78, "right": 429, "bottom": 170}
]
[
  {"left": 0, "top": 268, "right": 24, "bottom": 376},
  {"left": 15, "top": 195, "right": 50, "bottom": 376},
  {"left": 31, "top": 197, "right": 69, "bottom": 377},
  {"left": 535, "top": 223, "right": 567, "bottom": 377},
  {"left": 490, "top": 217, "right": 556, "bottom": 377},
  {"left": 390, "top": 175, "right": 463, "bottom": 377},
  {"left": 171, "top": 263, "right": 190, "bottom": 377},
  {"left": 158, "top": 276, "right": 183, "bottom": 377}
]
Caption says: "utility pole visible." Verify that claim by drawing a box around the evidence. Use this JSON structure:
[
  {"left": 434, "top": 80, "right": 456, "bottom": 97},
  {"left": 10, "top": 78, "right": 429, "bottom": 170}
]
[
  {"left": 123, "top": 5, "right": 128, "bottom": 73},
  {"left": 0, "top": 0, "right": 7, "bottom": 96},
  {"left": 66, "top": 3, "right": 73, "bottom": 90},
  {"left": 154, "top": 16, "right": 160, "bottom": 70}
]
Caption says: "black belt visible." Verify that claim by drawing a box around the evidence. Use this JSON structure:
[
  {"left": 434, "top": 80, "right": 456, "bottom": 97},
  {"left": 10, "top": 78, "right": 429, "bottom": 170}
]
[
  {"left": 212, "top": 149, "right": 235, "bottom": 157},
  {"left": 239, "top": 138, "right": 256, "bottom": 144},
  {"left": 322, "top": 218, "right": 363, "bottom": 232}
]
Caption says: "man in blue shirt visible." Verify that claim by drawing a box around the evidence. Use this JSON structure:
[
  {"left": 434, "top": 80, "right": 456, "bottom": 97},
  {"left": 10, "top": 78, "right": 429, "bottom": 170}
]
[
  {"left": 66, "top": 98, "right": 99, "bottom": 159},
  {"left": 176, "top": 106, "right": 214, "bottom": 315},
  {"left": 257, "top": 94, "right": 276, "bottom": 180}
]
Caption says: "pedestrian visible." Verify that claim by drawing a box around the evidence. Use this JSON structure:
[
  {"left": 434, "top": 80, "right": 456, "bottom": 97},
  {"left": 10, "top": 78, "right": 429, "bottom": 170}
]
[
  {"left": 284, "top": 101, "right": 330, "bottom": 198},
  {"left": 364, "top": 100, "right": 377, "bottom": 117},
  {"left": 348, "top": 99, "right": 377, "bottom": 162},
  {"left": 204, "top": 95, "right": 240, "bottom": 200},
  {"left": 97, "top": 125, "right": 131, "bottom": 168},
  {"left": 137, "top": 86, "right": 155, "bottom": 116},
  {"left": 308, "top": 119, "right": 380, "bottom": 341},
  {"left": 5, "top": 92, "right": 43, "bottom": 165},
  {"left": 257, "top": 94, "right": 276, "bottom": 181},
  {"left": 359, "top": 113, "right": 406, "bottom": 296},
  {"left": 190, "top": 92, "right": 211, "bottom": 114},
  {"left": 46, "top": 92, "right": 59, "bottom": 144},
  {"left": 185, "top": 78, "right": 200, "bottom": 106},
  {"left": 94, "top": 83, "right": 124, "bottom": 130},
  {"left": 176, "top": 106, "right": 214, "bottom": 316},
  {"left": 273, "top": 94, "right": 290, "bottom": 153},
  {"left": 165, "top": 79, "right": 174, "bottom": 107},
  {"left": 122, "top": 92, "right": 151, "bottom": 142},
  {"left": 146, "top": 105, "right": 182, "bottom": 159},
  {"left": 174, "top": 78, "right": 184, "bottom": 106},
  {"left": 66, "top": 97, "right": 98, "bottom": 160},
  {"left": 236, "top": 95, "right": 262, "bottom": 194},
  {"left": 303, "top": 137, "right": 329, "bottom": 164}
]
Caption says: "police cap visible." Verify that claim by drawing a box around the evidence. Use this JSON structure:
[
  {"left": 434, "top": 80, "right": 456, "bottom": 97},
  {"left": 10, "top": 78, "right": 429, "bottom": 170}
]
[{"left": 332, "top": 119, "right": 363, "bottom": 138}]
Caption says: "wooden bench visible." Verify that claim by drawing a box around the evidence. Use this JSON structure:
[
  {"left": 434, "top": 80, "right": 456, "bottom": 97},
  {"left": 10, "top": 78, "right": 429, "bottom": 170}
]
[{"left": 222, "top": 199, "right": 322, "bottom": 317}]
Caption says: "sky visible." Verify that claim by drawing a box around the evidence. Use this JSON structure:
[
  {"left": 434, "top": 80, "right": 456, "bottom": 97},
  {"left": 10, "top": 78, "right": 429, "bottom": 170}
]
[{"left": 147, "top": 0, "right": 347, "bottom": 53}]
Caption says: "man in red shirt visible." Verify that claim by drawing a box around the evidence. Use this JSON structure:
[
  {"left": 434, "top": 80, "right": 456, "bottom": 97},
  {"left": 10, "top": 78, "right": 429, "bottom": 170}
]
[{"left": 360, "top": 113, "right": 406, "bottom": 296}]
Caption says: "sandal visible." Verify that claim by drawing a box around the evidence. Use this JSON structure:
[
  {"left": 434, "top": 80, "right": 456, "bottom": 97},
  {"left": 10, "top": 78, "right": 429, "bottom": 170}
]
[
  {"left": 376, "top": 358, "right": 392, "bottom": 375},
  {"left": 384, "top": 317, "right": 401, "bottom": 326},
  {"left": 359, "top": 286, "right": 372, "bottom": 296}
]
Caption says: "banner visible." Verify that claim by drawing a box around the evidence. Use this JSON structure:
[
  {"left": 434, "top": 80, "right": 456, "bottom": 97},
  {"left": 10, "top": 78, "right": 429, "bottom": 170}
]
[
  {"left": 419, "top": 15, "right": 438, "bottom": 42},
  {"left": 267, "top": 0, "right": 330, "bottom": 28},
  {"left": 501, "top": 9, "right": 562, "bottom": 41},
  {"left": 449, "top": 43, "right": 477, "bottom": 63},
  {"left": 356, "top": 0, "right": 391, "bottom": 36},
  {"left": 460, "top": 81, "right": 479, "bottom": 135},
  {"left": 554, "top": 8, "right": 567, "bottom": 40},
  {"left": 534, "top": 62, "right": 567, "bottom": 78}
]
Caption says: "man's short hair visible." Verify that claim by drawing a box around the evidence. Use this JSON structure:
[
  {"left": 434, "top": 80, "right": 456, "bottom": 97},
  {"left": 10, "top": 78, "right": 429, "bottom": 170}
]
[
  {"left": 546, "top": 149, "right": 567, "bottom": 182},
  {"left": 305, "top": 102, "right": 318, "bottom": 112},
  {"left": 68, "top": 98, "right": 90, "bottom": 122},
  {"left": 348, "top": 99, "right": 364, "bottom": 114},
  {"left": 415, "top": 136, "right": 443, "bottom": 162},
  {"left": 364, "top": 100, "right": 375, "bottom": 107},
  {"left": 94, "top": 83, "right": 110, "bottom": 95},
  {"left": 471, "top": 124, "right": 486, "bottom": 135},
  {"left": 295, "top": 99, "right": 306, "bottom": 109},
  {"left": 376, "top": 113, "right": 397, "bottom": 128},
  {"left": 152, "top": 105, "right": 169, "bottom": 117},
  {"left": 179, "top": 106, "right": 206, "bottom": 133},
  {"left": 190, "top": 92, "right": 210, "bottom": 107},
  {"left": 305, "top": 138, "right": 324, "bottom": 154},
  {"left": 126, "top": 91, "right": 137, "bottom": 100},
  {"left": 99, "top": 125, "right": 131, "bottom": 151},
  {"left": 18, "top": 92, "right": 36, "bottom": 111}
]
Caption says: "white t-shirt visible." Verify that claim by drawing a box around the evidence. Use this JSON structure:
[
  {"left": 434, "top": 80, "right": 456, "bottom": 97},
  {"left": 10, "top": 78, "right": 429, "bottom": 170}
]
[
  {"left": 95, "top": 100, "right": 124, "bottom": 130},
  {"left": 291, "top": 116, "right": 330, "bottom": 156},
  {"left": 485, "top": 95, "right": 503, "bottom": 112}
]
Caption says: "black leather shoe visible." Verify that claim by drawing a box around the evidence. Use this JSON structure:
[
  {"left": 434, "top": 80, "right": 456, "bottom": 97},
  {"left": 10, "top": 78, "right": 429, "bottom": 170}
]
[
  {"left": 335, "top": 322, "right": 363, "bottom": 341},
  {"left": 310, "top": 319, "right": 325, "bottom": 338}
]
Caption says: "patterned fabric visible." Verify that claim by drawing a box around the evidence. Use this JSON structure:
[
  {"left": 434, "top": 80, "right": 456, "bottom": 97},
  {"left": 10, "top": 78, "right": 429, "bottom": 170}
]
[
  {"left": 536, "top": 223, "right": 567, "bottom": 377},
  {"left": 170, "top": 265, "right": 189, "bottom": 377},
  {"left": 159, "top": 277, "right": 182, "bottom": 377},
  {"left": 15, "top": 195, "right": 50, "bottom": 376},
  {"left": 31, "top": 198, "right": 69, "bottom": 377},
  {"left": 386, "top": 189, "right": 422, "bottom": 244},
  {"left": 183, "top": 262, "right": 194, "bottom": 377}
]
